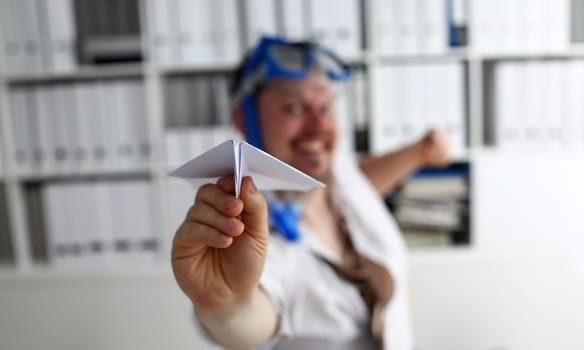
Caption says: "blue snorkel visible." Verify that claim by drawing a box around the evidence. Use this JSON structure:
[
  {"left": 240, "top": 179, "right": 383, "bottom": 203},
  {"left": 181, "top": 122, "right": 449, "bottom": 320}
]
[
  {"left": 233, "top": 35, "right": 350, "bottom": 241},
  {"left": 267, "top": 197, "right": 302, "bottom": 242}
]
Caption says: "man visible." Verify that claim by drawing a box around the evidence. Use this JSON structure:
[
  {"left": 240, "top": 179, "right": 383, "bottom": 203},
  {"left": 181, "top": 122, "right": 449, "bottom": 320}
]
[{"left": 171, "top": 36, "right": 451, "bottom": 349}]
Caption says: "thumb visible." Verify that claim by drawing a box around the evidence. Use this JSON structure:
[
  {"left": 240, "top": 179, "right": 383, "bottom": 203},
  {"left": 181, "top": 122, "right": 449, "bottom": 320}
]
[{"left": 239, "top": 177, "right": 269, "bottom": 239}]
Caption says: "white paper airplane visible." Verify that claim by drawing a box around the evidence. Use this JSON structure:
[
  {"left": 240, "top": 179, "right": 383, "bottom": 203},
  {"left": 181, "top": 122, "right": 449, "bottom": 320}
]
[{"left": 168, "top": 139, "right": 325, "bottom": 197}]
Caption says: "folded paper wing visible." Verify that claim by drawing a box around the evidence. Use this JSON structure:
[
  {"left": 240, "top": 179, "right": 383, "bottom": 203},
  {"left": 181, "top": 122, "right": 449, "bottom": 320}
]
[
  {"left": 168, "top": 139, "right": 237, "bottom": 187},
  {"left": 169, "top": 140, "right": 325, "bottom": 197}
]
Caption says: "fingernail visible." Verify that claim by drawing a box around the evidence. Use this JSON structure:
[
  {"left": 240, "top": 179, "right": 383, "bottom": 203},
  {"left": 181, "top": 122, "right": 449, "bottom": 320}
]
[
  {"left": 247, "top": 179, "right": 257, "bottom": 194},
  {"left": 226, "top": 198, "right": 238, "bottom": 210}
]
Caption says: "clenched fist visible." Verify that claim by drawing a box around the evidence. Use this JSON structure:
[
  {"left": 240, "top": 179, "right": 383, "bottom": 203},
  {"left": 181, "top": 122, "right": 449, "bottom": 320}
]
[
  {"left": 417, "top": 128, "right": 452, "bottom": 168},
  {"left": 171, "top": 176, "right": 269, "bottom": 314}
]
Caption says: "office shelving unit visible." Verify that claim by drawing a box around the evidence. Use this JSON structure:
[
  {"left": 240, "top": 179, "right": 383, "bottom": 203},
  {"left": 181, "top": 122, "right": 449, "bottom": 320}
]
[{"left": 0, "top": 0, "right": 583, "bottom": 274}]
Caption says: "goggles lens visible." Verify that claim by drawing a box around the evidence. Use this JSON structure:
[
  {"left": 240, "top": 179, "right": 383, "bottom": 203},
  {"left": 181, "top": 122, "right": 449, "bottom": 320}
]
[
  {"left": 268, "top": 45, "right": 306, "bottom": 72},
  {"left": 266, "top": 42, "right": 348, "bottom": 78},
  {"left": 314, "top": 48, "right": 347, "bottom": 77}
]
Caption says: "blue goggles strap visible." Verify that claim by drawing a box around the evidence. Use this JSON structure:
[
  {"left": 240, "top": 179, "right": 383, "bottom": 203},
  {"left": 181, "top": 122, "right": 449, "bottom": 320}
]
[{"left": 242, "top": 95, "right": 263, "bottom": 148}]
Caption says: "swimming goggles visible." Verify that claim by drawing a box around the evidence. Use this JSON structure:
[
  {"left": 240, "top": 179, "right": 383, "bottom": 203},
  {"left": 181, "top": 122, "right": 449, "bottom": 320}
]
[{"left": 233, "top": 35, "right": 351, "bottom": 149}]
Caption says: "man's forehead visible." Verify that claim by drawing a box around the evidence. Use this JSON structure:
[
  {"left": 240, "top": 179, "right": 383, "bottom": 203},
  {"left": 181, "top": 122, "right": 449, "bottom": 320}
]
[{"left": 264, "top": 71, "right": 335, "bottom": 97}]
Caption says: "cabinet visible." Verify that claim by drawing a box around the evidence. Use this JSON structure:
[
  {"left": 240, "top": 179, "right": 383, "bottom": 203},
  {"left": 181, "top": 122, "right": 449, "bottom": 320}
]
[{"left": 0, "top": 0, "right": 582, "bottom": 270}]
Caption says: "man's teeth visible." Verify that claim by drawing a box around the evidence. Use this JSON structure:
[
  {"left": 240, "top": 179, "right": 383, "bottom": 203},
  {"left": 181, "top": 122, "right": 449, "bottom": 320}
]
[{"left": 298, "top": 141, "right": 324, "bottom": 152}]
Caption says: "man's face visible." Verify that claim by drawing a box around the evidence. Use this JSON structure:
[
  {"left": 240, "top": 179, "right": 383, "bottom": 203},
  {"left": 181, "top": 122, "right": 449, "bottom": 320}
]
[{"left": 256, "top": 70, "right": 339, "bottom": 181}]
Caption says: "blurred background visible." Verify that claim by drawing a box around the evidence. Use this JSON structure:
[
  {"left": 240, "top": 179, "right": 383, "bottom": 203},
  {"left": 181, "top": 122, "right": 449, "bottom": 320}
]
[{"left": 0, "top": 0, "right": 583, "bottom": 349}]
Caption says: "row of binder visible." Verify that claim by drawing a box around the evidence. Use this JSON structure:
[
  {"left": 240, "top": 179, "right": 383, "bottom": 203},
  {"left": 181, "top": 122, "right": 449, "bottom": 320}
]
[
  {"left": 372, "top": 0, "right": 468, "bottom": 56},
  {"left": 75, "top": 0, "right": 142, "bottom": 64},
  {"left": 370, "top": 61, "right": 466, "bottom": 157},
  {"left": 493, "top": 59, "right": 584, "bottom": 151},
  {"left": 149, "top": 0, "right": 363, "bottom": 68},
  {"left": 163, "top": 87, "right": 356, "bottom": 169},
  {"left": 388, "top": 166, "right": 470, "bottom": 247},
  {"left": 165, "top": 126, "right": 240, "bottom": 170},
  {"left": 163, "top": 70, "right": 362, "bottom": 167},
  {"left": 149, "top": 0, "right": 240, "bottom": 68},
  {"left": 0, "top": 0, "right": 76, "bottom": 73},
  {"left": 165, "top": 75, "right": 232, "bottom": 128},
  {"left": 8, "top": 79, "right": 151, "bottom": 176},
  {"left": 36, "top": 180, "right": 159, "bottom": 268},
  {"left": 244, "top": 0, "right": 362, "bottom": 58},
  {"left": 471, "top": 0, "right": 570, "bottom": 54}
]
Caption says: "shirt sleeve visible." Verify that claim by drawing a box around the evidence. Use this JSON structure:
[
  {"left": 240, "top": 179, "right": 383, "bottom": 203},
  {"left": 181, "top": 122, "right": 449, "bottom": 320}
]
[{"left": 256, "top": 235, "right": 296, "bottom": 349}]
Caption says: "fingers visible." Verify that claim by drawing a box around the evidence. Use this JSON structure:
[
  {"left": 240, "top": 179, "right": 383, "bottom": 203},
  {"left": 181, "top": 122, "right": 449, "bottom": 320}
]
[
  {"left": 193, "top": 177, "right": 243, "bottom": 218},
  {"left": 174, "top": 202, "right": 243, "bottom": 253},
  {"left": 174, "top": 176, "right": 243, "bottom": 252},
  {"left": 175, "top": 221, "right": 234, "bottom": 249},
  {"left": 239, "top": 177, "right": 269, "bottom": 239},
  {"left": 174, "top": 176, "right": 268, "bottom": 253},
  {"left": 216, "top": 175, "right": 237, "bottom": 195}
]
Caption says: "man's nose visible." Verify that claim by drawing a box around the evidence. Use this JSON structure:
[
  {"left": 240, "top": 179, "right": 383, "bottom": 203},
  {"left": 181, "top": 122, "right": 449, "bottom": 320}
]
[{"left": 305, "top": 107, "right": 333, "bottom": 130}]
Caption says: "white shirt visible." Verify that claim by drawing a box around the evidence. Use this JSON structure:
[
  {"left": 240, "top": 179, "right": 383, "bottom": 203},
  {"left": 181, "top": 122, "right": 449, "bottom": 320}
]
[{"left": 258, "top": 154, "right": 413, "bottom": 350}]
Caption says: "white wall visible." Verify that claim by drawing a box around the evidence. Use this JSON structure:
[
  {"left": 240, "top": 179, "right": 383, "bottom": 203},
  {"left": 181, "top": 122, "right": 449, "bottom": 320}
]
[
  {"left": 2, "top": 254, "right": 583, "bottom": 350},
  {"left": 410, "top": 251, "right": 584, "bottom": 350},
  {"left": 0, "top": 267, "right": 219, "bottom": 350}
]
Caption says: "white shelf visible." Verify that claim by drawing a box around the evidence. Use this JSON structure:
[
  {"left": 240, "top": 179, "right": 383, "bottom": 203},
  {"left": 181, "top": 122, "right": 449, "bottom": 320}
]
[
  {"left": 473, "top": 49, "right": 584, "bottom": 60},
  {"left": 10, "top": 166, "right": 153, "bottom": 182},
  {"left": 160, "top": 63, "right": 240, "bottom": 75},
  {"left": 2, "top": 63, "right": 145, "bottom": 84},
  {"left": 373, "top": 49, "right": 470, "bottom": 64},
  {"left": 0, "top": 262, "right": 173, "bottom": 282},
  {"left": 371, "top": 46, "right": 584, "bottom": 63}
]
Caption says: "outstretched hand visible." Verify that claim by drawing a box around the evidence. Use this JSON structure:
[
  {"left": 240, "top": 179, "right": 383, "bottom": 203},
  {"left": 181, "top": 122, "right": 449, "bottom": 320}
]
[{"left": 171, "top": 176, "right": 269, "bottom": 314}]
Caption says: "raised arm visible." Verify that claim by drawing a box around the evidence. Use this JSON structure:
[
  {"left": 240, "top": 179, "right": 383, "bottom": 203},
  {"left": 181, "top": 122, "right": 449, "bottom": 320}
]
[
  {"left": 172, "top": 176, "right": 277, "bottom": 349},
  {"left": 359, "top": 129, "right": 452, "bottom": 197}
]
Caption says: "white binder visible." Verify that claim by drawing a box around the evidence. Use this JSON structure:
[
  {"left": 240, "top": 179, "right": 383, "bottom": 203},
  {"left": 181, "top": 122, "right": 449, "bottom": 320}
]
[
  {"left": 280, "top": 0, "right": 306, "bottom": 40},
  {"left": 98, "top": 81, "right": 122, "bottom": 170},
  {"left": 150, "top": 0, "right": 177, "bottom": 67},
  {"left": 129, "top": 80, "right": 150, "bottom": 167},
  {"left": 243, "top": 0, "right": 278, "bottom": 48},
  {"left": 419, "top": 0, "right": 447, "bottom": 54},
  {"left": 445, "top": 62, "right": 466, "bottom": 157},
  {"left": 395, "top": 0, "right": 418, "bottom": 54},
  {"left": 8, "top": 88, "right": 32, "bottom": 175},
  {"left": 42, "top": 0, "right": 76, "bottom": 72},
  {"left": 566, "top": 60, "right": 584, "bottom": 150},
  {"left": 43, "top": 183, "right": 72, "bottom": 267},
  {"left": 372, "top": 0, "right": 399, "bottom": 55},
  {"left": 212, "top": 0, "right": 240, "bottom": 65},
  {"left": 34, "top": 87, "right": 57, "bottom": 174},
  {"left": 112, "top": 80, "right": 135, "bottom": 169},
  {"left": 50, "top": 85, "right": 73, "bottom": 174}
]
